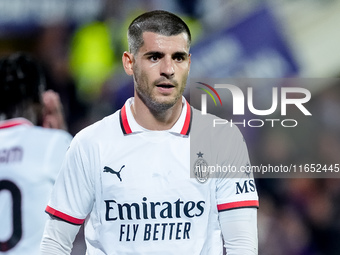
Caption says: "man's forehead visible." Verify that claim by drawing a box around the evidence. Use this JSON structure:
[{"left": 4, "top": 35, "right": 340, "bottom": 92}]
[{"left": 141, "top": 32, "right": 190, "bottom": 52}]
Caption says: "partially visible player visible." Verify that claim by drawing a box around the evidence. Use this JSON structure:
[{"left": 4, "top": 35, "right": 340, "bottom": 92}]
[{"left": 0, "top": 53, "right": 72, "bottom": 254}]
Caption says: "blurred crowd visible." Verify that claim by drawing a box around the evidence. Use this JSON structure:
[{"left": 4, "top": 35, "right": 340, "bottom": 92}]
[
  {"left": 252, "top": 83, "right": 340, "bottom": 255},
  {"left": 1, "top": 1, "right": 340, "bottom": 254}
]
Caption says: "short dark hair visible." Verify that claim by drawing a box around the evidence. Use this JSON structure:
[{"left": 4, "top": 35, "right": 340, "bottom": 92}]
[
  {"left": 127, "top": 10, "right": 191, "bottom": 55},
  {"left": 0, "top": 52, "right": 45, "bottom": 118}
]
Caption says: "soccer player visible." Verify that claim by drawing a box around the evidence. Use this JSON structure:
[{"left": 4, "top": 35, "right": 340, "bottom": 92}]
[
  {"left": 0, "top": 53, "right": 72, "bottom": 254},
  {"left": 41, "top": 10, "right": 259, "bottom": 254}
]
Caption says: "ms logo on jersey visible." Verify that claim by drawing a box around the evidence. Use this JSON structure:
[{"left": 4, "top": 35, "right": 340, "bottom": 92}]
[
  {"left": 193, "top": 152, "right": 209, "bottom": 183},
  {"left": 103, "top": 165, "right": 125, "bottom": 182}
]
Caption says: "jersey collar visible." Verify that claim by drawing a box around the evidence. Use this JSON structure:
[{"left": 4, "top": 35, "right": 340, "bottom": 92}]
[
  {"left": 119, "top": 97, "right": 192, "bottom": 136},
  {"left": 0, "top": 118, "right": 34, "bottom": 129}
]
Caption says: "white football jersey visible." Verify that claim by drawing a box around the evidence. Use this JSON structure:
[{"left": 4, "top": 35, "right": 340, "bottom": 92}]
[
  {"left": 0, "top": 118, "right": 72, "bottom": 254},
  {"left": 46, "top": 98, "right": 258, "bottom": 255}
]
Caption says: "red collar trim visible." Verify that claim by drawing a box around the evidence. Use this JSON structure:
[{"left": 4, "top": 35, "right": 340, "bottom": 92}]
[
  {"left": 119, "top": 102, "right": 192, "bottom": 136},
  {"left": 180, "top": 101, "right": 192, "bottom": 136},
  {"left": 0, "top": 119, "right": 34, "bottom": 129},
  {"left": 119, "top": 104, "right": 133, "bottom": 135}
]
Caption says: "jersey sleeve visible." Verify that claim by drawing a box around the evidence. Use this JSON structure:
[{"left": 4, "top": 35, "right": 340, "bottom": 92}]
[
  {"left": 46, "top": 134, "right": 96, "bottom": 225},
  {"left": 215, "top": 126, "right": 259, "bottom": 212}
]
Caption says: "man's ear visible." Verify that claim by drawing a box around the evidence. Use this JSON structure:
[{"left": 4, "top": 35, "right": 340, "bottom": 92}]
[{"left": 122, "top": 51, "right": 134, "bottom": 76}]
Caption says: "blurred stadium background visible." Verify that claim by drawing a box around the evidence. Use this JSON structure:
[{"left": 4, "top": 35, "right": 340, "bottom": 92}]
[{"left": 1, "top": 0, "right": 340, "bottom": 254}]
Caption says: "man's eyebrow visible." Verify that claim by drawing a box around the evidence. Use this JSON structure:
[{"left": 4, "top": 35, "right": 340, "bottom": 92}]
[
  {"left": 172, "top": 51, "right": 189, "bottom": 58},
  {"left": 143, "top": 51, "right": 189, "bottom": 58},
  {"left": 143, "top": 51, "right": 164, "bottom": 57}
]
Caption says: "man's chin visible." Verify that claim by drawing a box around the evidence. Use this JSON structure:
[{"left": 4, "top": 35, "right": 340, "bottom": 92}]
[
  {"left": 149, "top": 96, "right": 180, "bottom": 112},
  {"left": 136, "top": 90, "right": 181, "bottom": 113}
]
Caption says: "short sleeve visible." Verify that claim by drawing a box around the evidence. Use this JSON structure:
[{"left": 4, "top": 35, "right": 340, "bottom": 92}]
[{"left": 215, "top": 126, "right": 259, "bottom": 212}]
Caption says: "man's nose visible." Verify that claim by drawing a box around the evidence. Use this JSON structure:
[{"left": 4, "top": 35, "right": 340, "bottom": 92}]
[{"left": 160, "top": 57, "right": 175, "bottom": 78}]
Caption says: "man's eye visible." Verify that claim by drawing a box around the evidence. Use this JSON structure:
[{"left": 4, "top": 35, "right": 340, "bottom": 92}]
[
  {"left": 174, "top": 55, "right": 185, "bottom": 62},
  {"left": 149, "top": 56, "right": 159, "bottom": 62}
]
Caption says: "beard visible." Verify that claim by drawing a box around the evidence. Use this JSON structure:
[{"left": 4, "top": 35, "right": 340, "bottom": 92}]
[{"left": 133, "top": 70, "right": 187, "bottom": 114}]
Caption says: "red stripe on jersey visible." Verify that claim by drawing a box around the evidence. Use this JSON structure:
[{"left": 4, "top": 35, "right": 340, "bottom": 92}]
[
  {"left": 0, "top": 119, "right": 33, "bottom": 129},
  {"left": 119, "top": 104, "right": 132, "bottom": 134},
  {"left": 217, "top": 200, "right": 259, "bottom": 211},
  {"left": 180, "top": 101, "right": 192, "bottom": 135},
  {"left": 45, "top": 206, "right": 85, "bottom": 225}
]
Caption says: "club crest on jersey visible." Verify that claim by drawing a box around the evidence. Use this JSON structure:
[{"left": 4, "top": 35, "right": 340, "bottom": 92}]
[
  {"left": 103, "top": 165, "right": 125, "bottom": 182},
  {"left": 193, "top": 152, "right": 209, "bottom": 183}
]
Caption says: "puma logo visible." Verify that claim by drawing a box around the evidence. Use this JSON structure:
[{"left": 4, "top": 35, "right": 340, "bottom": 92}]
[{"left": 103, "top": 165, "right": 125, "bottom": 182}]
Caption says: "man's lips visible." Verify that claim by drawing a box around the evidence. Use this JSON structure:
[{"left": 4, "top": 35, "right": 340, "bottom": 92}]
[
  {"left": 156, "top": 83, "right": 175, "bottom": 88},
  {"left": 155, "top": 83, "right": 175, "bottom": 94}
]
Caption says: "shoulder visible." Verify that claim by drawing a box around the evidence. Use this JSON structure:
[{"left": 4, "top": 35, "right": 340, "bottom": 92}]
[
  {"left": 72, "top": 110, "right": 121, "bottom": 146},
  {"left": 26, "top": 125, "right": 72, "bottom": 147},
  {"left": 191, "top": 107, "right": 243, "bottom": 141},
  {"left": 190, "top": 107, "right": 248, "bottom": 164}
]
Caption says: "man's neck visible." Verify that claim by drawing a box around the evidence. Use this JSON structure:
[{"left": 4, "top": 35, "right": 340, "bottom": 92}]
[{"left": 131, "top": 96, "right": 183, "bottom": 131}]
